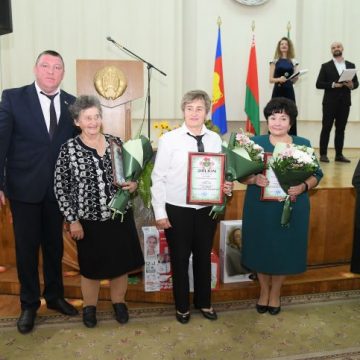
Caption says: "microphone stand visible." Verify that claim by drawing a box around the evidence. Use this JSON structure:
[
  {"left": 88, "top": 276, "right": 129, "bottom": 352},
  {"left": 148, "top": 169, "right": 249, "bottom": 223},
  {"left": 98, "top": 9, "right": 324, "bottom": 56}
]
[{"left": 107, "top": 37, "right": 167, "bottom": 140}]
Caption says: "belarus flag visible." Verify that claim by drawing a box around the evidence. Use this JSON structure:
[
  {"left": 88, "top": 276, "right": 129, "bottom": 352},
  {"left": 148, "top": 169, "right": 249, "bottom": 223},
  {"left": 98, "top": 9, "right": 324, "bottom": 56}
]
[{"left": 245, "top": 35, "right": 260, "bottom": 135}]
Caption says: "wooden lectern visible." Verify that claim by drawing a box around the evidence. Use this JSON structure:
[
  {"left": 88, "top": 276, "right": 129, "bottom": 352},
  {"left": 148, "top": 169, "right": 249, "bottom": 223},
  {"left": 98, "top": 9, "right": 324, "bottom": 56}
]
[
  {"left": 62, "top": 60, "right": 144, "bottom": 271},
  {"left": 76, "top": 59, "right": 144, "bottom": 141}
]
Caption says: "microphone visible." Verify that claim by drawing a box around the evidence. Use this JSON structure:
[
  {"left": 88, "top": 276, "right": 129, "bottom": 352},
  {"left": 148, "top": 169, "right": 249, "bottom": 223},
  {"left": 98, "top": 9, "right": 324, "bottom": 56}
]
[
  {"left": 106, "top": 36, "right": 167, "bottom": 78},
  {"left": 278, "top": 72, "right": 289, "bottom": 87},
  {"left": 106, "top": 36, "right": 125, "bottom": 50}
]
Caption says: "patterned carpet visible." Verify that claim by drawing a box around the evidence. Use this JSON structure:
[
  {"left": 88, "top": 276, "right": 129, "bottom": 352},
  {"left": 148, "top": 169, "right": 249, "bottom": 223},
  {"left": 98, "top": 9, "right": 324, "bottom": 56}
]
[{"left": 1, "top": 291, "right": 360, "bottom": 360}]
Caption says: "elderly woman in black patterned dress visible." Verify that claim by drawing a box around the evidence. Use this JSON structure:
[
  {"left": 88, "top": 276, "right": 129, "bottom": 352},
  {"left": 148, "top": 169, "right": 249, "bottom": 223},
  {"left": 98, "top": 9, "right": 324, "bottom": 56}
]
[{"left": 54, "top": 95, "right": 144, "bottom": 328}]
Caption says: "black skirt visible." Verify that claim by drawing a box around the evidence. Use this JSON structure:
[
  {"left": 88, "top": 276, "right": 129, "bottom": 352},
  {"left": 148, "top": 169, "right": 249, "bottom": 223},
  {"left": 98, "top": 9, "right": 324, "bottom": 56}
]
[{"left": 77, "top": 210, "right": 144, "bottom": 279}]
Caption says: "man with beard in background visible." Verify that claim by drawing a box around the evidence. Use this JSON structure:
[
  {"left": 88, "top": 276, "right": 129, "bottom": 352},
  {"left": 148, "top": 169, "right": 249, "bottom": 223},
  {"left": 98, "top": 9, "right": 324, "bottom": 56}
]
[{"left": 316, "top": 42, "right": 358, "bottom": 163}]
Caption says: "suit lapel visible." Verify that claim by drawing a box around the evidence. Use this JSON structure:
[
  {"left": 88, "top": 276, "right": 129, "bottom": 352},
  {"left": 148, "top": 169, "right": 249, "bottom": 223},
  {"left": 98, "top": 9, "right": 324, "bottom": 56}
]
[
  {"left": 27, "top": 83, "right": 50, "bottom": 139},
  {"left": 56, "top": 91, "right": 72, "bottom": 138},
  {"left": 345, "top": 60, "right": 352, "bottom": 69},
  {"left": 328, "top": 60, "right": 341, "bottom": 80}
]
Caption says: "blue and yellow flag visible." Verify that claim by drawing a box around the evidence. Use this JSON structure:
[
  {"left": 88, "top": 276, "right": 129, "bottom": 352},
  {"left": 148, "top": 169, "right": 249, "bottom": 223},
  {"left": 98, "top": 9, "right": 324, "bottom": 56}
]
[{"left": 211, "top": 26, "right": 227, "bottom": 134}]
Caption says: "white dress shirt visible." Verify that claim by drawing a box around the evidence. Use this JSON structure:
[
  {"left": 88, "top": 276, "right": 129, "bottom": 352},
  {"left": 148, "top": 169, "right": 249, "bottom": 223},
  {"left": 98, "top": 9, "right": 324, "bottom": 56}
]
[
  {"left": 35, "top": 82, "right": 61, "bottom": 131},
  {"left": 151, "top": 123, "right": 222, "bottom": 220},
  {"left": 333, "top": 57, "right": 346, "bottom": 76}
]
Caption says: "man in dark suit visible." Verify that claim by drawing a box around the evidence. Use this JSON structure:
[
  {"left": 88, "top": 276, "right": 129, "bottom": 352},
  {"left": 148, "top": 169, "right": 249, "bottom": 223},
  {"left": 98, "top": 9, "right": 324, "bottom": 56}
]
[
  {"left": 0, "top": 50, "right": 78, "bottom": 334},
  {"left": 316, "top": 42, "right": 358, "bottom": 163}
]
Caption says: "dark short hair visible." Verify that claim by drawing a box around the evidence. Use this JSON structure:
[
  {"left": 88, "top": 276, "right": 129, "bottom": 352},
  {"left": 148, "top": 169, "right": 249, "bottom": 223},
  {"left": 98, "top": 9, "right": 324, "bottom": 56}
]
[
  {"left": 69, "top": 95, "right": 102, "bottom": 121},
  {"left": 35, "top": 50, "right": 64, "bottom": 67},
  {"left": 181, "top": 90, "right": 211, "bottom": 114},
  {"left": 263, "top": 97, "right": 298, "bottom": 126}
]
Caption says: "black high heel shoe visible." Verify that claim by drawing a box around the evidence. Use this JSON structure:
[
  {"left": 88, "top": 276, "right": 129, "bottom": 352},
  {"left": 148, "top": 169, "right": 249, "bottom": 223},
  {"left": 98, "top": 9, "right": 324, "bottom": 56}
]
[
  {"left": 256, "top": 303, "right": 268, "bottom": 314},
  {"left": 268, "top": 297, "right": 281, "bottom": 315},
  {"left": 268, "top": 305, "right": 281, "bottom": 315}
]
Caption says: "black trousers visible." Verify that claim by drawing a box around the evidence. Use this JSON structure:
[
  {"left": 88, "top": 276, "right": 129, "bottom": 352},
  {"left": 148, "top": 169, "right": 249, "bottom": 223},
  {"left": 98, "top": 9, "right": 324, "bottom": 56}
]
[
  {"left": 319, "top": 100, "right": 350, "bottom": 156},
  {"left": 165, "top": 204, "right": 217, "bottom": 313},
  {"left": 10, "top": 198, "right": 64, "bottom": 310}
]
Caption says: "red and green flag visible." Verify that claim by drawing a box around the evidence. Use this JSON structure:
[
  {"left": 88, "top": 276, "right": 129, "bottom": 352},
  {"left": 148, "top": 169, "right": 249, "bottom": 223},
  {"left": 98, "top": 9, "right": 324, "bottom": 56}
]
[
  {"left": 211, "top": 26, "right": 227, "bottom": 134},
  {"left": 245, "top": 36, "right": 260, "bottom": 135}
]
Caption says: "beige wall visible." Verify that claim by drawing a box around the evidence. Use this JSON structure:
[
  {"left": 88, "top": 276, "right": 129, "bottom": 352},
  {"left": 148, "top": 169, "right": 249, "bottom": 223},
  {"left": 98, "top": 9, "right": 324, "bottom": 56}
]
[{"left": 0, "top": 0, "right": 359, "bottom": 147}]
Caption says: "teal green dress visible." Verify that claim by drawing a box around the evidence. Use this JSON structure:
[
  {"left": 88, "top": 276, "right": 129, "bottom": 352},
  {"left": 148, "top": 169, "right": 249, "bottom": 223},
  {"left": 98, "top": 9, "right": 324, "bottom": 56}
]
[{"left": 242, "top": 135, "right": 323, "bottom": 275}]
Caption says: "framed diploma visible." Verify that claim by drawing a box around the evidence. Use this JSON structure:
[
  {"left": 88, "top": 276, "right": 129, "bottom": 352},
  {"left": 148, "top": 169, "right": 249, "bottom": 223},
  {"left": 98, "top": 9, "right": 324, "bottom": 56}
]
[
  {"left": 186, "top": 152, "right": 225, "bottom": 205},
  {"left": 110, "top": 139, "right": 125, "bottom": 187},
  {"left": 261, "top": 153, "right": 287, "bottom": 201}
]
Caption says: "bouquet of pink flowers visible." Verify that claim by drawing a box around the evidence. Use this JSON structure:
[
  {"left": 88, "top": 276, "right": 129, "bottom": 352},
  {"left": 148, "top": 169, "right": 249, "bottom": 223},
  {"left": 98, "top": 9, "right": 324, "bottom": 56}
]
[
  {"left": 210, "top": 131, "right": 265, "bottom": 218},
  {"left": 233, "top": 131, "right": 265, "bottom": 171},
  {"left": 271, "top": 143, "right": 319, "bottom": 226}
]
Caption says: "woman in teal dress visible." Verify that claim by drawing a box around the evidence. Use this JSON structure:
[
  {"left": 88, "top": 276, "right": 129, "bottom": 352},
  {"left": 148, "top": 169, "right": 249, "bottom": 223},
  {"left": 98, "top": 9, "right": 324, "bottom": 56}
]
[
  {"left": 270, "top": 37, "right": 299, "bottom": 135},
  {"left": 241, "top": 98, "right": 323, "bottom": 315}
]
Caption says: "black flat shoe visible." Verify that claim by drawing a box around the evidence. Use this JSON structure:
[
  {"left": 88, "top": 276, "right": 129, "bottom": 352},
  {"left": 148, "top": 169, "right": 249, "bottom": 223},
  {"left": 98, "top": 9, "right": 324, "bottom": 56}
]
[
  {"left": 199, "top": 308, "right": 218, "bottom": 320},
  {"left": 320, "top": 155, "right": 330, "bottom": 163},
  {"left": 113, "top": 303, "right": 129, "bottom": 324},
  {"left": 256, "top": 303, "right": 268, "bottom": 314},
  {"left": 17, "top": 309, "right": 37, "bottom": 334},
  {"left": 335, "top": 155, "right": 351, "bottom": 163},
  {"left": 176, "top": 311, "right": 190, "bottom": 324},
  {"left": 268, "top": 306, "right": 281, "bottom": 315},
  {"left": 82, "top": 306, "right": 97, "bottom": 328},
  {"left": 47, "top": 298, "right": 79, "bottom": 316}
]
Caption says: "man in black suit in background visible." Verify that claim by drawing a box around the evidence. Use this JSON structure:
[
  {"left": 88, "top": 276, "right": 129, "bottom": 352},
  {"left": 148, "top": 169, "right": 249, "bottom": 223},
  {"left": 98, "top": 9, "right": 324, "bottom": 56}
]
[
  {"left": 0, "top": 50, "right": 78, "bottom": 334},
  {"left": 316, "top": 42, "right": 358, "bottom": 163}
]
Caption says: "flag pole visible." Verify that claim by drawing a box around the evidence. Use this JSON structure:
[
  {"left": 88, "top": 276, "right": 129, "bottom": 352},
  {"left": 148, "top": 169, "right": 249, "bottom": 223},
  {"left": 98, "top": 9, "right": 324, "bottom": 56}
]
[
  {"left": 245, "top": 20, "right": 260, "bottom": 136},
  {"left": 211, "top": 16, "right": 227, "bottom": 134},
  {"left": 287, "top": 21, "right": 291, "bottom": 38},
  {"left": 251, "top": 20, "right": 255, "bottom": 44}
]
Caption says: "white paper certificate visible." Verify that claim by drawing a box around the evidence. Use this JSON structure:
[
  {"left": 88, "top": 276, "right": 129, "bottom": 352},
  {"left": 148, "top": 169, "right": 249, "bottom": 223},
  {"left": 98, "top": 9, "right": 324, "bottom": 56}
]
[
  {"left": 187, "top": 152, "right": 225, "bottom": 205},
  {"left": 338, "top": 69, "right": 357, "bottom": 82},
  {"left": 261, "top": 153, "right": 287, "bottom": 200}
]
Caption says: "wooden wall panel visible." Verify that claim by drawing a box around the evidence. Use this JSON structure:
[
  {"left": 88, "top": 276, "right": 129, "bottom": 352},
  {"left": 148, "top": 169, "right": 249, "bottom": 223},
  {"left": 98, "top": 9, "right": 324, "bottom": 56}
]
[
  {"left": 0, "top": 202, "right": 15, "bottom": 265},
  {"left": 307, "top": 188, "right": 355, "bottom": 265},
  {"left": 0, "top": 188, "right": 356, "bottom": 268},
  {"left": 212, "top": 188, "right": 355, "bottom": 266}
]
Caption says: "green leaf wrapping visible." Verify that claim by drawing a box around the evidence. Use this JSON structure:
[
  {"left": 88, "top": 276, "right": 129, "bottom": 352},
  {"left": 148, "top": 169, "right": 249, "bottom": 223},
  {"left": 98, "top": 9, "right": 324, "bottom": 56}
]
[
  {"left": 108, "top": 135, "right": 154, "bottom": 220},
  {"left": 138, "top": 161, "right": 154, "bottom": 209},
  {"left": 210, "top": 132, "right": 265, "bottom": 218}
]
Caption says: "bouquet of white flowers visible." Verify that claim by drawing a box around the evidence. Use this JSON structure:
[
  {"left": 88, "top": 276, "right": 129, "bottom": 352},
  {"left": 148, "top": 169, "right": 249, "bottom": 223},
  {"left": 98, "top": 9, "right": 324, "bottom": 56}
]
[{"left": 271, "top": 143, "right": 319, "bottom": 227}]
